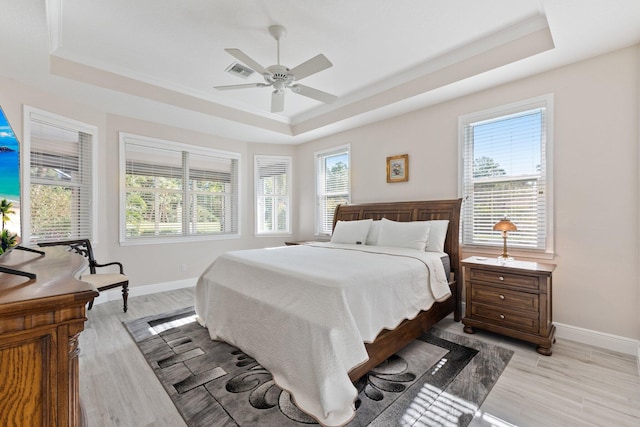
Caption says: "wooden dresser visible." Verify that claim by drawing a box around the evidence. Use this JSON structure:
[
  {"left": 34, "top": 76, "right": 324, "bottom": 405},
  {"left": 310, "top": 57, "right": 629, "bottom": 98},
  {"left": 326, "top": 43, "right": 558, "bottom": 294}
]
[
  {"left": 462, "top": 256, "right": 556, "bottom": 355},
  {"left": 0, "top": 247, "right": 98, "bottom": 426}
]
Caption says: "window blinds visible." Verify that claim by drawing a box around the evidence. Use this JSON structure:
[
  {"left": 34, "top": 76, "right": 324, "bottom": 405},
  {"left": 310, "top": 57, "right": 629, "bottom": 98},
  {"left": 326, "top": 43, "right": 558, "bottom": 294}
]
[
  {"left": 27, "top": 115, "right": 94, "bottom": 243},
  {"left": 315, "top": 146, "right": 350, "bottom": 236},
  {"left": 255, "top": 155, "right": 291, "bottom": 234},
  {"left": 122, "top": 135, "right": 239, "bottom": 241},
  {"left": 462, "top": 107, "right": 547, "bottom": 251}
]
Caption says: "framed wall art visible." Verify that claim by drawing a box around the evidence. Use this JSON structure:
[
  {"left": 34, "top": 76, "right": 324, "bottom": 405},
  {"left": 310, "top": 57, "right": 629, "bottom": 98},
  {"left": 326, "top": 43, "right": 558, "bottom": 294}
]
[{"left": 386, "top": 154, "right": 409, "bottom": 183}]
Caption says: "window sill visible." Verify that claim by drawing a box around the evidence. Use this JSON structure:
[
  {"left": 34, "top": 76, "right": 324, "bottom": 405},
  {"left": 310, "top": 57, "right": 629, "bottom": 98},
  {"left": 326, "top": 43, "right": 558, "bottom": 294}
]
[
  {"left": 119, "top": 233, "right": 240, "bottom": 246},
  {"left": 461, "top": 245, "right": 556, "bottom": 262},
  {"left": 255, "top": 232, "right": 293, "bottom": 238}
]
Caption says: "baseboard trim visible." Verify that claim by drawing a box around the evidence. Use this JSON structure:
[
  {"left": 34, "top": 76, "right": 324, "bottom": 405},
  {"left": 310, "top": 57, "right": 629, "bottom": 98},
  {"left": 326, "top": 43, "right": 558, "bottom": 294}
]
[
  {"left": 460, "top": 302, "right": 638, "bottom": 357},
  {"left": 91, "top": 278, "right": 197, "bottom": 307},
  {"left": 554, "top": 322, "right": 639, "bottom": 356}
]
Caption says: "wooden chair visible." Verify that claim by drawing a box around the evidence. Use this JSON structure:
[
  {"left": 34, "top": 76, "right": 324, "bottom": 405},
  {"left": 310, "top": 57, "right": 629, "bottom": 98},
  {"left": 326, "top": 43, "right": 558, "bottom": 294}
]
[{"left": 38, "top": 239, "right": 129, "bottom": 312}]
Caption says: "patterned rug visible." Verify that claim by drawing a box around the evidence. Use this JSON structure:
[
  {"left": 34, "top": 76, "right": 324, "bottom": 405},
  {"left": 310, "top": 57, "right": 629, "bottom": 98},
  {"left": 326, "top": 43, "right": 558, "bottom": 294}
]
[{"left": 124, "top": 307, "right": 513, "bottom": 426}]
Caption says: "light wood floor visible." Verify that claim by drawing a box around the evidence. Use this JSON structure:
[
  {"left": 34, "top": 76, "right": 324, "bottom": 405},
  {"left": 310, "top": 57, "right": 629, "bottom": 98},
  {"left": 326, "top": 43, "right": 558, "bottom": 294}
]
[{"left": 80, "top": 289, "right": 640, "bottom": 427}]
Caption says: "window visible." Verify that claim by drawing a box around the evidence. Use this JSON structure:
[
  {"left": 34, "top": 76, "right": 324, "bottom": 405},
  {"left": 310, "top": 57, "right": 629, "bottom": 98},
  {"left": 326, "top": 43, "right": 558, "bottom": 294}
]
[
  {"left": 315, "top": 145, "right": 350, "bottom": 236},
  {"left": 22, "top": 107, "right": 97, "bottom": 244},
  {"left": 460, "top": 95, "right": 553, "bottom": 253},
  {"left": 120, "top": 133, "right": 239, "bottom": 244},
  {"left": 255, "top": 155, "right": 291, "bottom": 235}
]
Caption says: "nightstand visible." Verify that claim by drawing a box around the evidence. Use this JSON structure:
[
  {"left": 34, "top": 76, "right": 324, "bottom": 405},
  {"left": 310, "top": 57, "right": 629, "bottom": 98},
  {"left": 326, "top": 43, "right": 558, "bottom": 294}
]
[{"left": 462, "top": 256, "right": 556, "bottom": 355}]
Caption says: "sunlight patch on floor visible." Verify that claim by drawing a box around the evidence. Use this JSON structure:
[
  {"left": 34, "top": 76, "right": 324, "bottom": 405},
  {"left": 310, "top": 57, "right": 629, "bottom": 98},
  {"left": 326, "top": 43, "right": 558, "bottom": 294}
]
[
  {"left": 146, "top": 314, "right": 197, "bottom": 336},
  {"left": 402, "top": 382, "right": 478, "bottom": 426},
  {"left": 478, "top": 411, "right": 519, "bottom": 427}
]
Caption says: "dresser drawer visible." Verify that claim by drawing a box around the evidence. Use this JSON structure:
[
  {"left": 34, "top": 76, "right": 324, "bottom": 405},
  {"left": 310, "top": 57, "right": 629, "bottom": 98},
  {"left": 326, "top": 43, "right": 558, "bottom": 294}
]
[
  {"left": 470, "top": 303, "right": 539, "bottom": 334},
  {"left": 469, "top": 268, "right": 539, "bottom": 292},
  {"left": 470, "top": 283, "right": 539, "bottom": 313}
]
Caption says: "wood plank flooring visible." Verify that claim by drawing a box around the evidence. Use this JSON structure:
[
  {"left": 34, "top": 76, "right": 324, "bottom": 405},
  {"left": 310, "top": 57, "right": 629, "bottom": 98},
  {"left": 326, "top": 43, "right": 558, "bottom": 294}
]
[{"left": 79, "top": 289, "right": 640, "bottom": 427}]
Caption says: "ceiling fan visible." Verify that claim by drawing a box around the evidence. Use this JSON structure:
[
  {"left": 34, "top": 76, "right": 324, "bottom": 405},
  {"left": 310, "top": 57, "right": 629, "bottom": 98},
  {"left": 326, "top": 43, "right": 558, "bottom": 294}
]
[{"left": 214, "top": 25, "right": 337, "bottom": 113}]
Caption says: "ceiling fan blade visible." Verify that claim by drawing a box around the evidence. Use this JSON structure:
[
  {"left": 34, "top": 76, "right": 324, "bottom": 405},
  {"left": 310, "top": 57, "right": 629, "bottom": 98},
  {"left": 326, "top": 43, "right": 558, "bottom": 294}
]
[
  {"left": 224, "top": 48, "right": 271, "bottom": 76},
  {"left": 214, "top": 83, "right": 266, "bottom": 90},
  {"left": 271, "top": 90, "right": 284, "bottom": 113},
  {"left": 291, "top": 84, "right": 337, "bottom": 104},
  {"left": 289, "top": 54, "right": 333, "bottom": 81}
]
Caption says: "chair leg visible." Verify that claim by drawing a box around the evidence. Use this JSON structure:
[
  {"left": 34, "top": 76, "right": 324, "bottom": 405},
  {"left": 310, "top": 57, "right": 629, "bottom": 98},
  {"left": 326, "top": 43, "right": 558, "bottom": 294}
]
[
  {"left": 122, "top": 283, "right": 129, "bottom": 313},
  {"left": 88, "top": 298, "right": 95, "bottom": 310}
]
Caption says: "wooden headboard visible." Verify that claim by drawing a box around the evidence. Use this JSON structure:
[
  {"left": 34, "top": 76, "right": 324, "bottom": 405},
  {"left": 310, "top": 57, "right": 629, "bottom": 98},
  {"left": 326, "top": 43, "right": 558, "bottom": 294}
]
[{"left": 332, "top": 199, "right": 463, "bottom": 282}]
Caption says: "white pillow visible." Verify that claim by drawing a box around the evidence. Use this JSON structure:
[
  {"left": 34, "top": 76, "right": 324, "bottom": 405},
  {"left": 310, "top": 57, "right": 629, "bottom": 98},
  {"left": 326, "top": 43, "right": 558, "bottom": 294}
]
[
  {"left": 377, "top": 218, "right": 431, "bottom": 251},
  {"left": 365, "top": 220, "right": 382, "bottom": 245},
  {"left": 426, "top": 220, "right": 449, "bottom": 253},
  {"left": 330, "top": 219, "right": 372, "bottom": 245}
]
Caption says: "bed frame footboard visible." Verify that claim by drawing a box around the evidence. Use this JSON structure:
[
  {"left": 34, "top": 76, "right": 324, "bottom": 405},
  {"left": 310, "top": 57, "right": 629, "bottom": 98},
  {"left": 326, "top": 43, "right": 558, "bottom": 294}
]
[{"left": 348, "top": 282, "right": 457, "bottom": 381}]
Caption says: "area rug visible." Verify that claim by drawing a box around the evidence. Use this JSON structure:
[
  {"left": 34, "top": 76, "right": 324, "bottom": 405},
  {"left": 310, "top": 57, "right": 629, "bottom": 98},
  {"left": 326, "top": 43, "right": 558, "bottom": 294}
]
[{"left": 124, "top": 307, "right": 513, "bottom": 426}]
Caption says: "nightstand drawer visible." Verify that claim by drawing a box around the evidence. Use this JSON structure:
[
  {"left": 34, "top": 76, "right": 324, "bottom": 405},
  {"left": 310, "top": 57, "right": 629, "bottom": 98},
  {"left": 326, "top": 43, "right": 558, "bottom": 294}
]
[
  {"left": 470, "top": 304, "right": 539, "bottom": 334},
  {"left": 469, "top": 268, "right": 539, "bottom": 291},
  {"left": 470, "top": 283, "right": 539, "bottom": 312}
]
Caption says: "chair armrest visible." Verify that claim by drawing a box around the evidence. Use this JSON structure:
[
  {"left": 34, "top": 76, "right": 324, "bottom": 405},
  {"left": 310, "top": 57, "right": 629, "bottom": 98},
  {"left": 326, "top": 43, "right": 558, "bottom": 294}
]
[
  {"left": 94, "top": 261, "right": 125, "bottom": 275},
  {"left": 38, "top": 239, "right": 89, "bottom": 248}
]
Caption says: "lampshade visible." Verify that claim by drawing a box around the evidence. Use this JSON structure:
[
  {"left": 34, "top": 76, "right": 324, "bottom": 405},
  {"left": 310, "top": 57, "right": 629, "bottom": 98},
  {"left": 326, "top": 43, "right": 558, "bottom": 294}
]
[
  {"left": 494, "top": 218, "right": 517, "bottom": 260},
  {"left": 493, "top": 218, "right": 517, "bottom": 232}
]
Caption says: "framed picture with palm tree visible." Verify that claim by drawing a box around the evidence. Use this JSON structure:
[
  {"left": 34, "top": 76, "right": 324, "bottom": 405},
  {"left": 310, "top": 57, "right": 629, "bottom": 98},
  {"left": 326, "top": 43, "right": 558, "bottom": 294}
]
[
  {"left": 0, "top": 106, "right": 44, "bottom": 278},
  {"left": 0, "top": 198, "right": 18, "bottom": 255},
  {"left": 0, "top": 105, "right": 21, "bottom": 257}
]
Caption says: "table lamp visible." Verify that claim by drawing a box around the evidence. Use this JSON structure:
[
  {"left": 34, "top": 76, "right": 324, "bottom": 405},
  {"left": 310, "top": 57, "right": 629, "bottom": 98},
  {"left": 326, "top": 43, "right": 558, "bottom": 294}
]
[{"left": 493, "top": 218, "right": 517, "bottom": 260}]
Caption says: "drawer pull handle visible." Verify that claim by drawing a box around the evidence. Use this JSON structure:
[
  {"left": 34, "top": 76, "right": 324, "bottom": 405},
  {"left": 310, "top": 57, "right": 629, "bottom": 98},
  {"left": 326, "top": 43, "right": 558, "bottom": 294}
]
[
  {"left": 499, "top": 276, "right": 504, "bottom": 281},
  {"left": 499, "top": 294, "right": 505, "bottom": 300},
  {"left": 499, "top": 314, "right": 505, "bottom": 319}
]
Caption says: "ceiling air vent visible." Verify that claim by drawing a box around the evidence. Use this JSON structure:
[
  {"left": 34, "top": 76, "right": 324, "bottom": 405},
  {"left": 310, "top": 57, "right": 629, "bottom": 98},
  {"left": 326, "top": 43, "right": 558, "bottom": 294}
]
[{"left": 225, "top": 62, "right": 255, "bottom": 79}]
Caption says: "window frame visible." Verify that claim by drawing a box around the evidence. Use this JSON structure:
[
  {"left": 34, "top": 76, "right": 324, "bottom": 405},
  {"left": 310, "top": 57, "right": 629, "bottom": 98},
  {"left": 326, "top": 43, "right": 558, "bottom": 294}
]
[
  {"left": 458, "top": 94, "right": 554, "bottom": 258},
  {"left": 254, "top": 155, "right": 292, "bottom": 236},
  {"left": 119, "top": 132, "right": 241, "bottom": 245},
  {"left": 314, "top": 144, "right": 350, "bottom": 237},
  {"left": 22, "top": 106, "right": 98, "bottom": 245}
]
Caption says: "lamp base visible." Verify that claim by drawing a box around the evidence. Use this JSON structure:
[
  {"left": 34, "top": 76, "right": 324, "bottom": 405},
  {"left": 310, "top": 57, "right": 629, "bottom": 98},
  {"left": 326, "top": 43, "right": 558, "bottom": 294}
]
[{"left": 497, "top": 255, "right": 514, "bottom": 264}]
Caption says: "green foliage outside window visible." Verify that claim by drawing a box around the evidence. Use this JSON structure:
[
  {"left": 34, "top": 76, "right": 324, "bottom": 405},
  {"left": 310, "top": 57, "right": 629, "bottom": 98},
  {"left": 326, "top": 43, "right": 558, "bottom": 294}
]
[
  {"left": 124, "top": 174, "right": 226, "bottom": 237},
  {"left": 29, "top": 185, "right": 73, "bottom": 241}
]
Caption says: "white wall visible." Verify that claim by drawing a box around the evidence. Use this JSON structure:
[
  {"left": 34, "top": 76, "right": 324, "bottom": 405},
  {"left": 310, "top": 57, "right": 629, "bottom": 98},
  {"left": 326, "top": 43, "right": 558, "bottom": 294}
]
[
  {"left": 637, "top": 43, "right": 640, "bottom": 364},
  {"left": 295, "top": 46, "right": 640, "bottom": 341}
]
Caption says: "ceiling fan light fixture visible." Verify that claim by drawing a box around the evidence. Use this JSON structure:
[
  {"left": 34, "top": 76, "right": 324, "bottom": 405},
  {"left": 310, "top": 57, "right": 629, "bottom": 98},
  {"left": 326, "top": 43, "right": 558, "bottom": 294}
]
[{"left": 215, "top": 24, "right": 336, "bottom": 112}]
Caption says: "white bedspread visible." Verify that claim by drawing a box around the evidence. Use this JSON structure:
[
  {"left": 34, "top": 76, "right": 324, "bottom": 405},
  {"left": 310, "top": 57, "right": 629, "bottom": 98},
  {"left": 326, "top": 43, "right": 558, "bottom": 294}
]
[{"left": 195, "top": 243, "right": 451, "bottom": 426}]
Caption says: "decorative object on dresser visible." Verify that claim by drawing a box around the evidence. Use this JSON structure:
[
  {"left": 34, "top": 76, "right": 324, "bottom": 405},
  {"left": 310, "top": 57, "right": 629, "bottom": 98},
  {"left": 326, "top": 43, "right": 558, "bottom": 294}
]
[
  {"left": 39, "top": 239, "right": 129, "bottom": 312},
  {"left": 462, "top": 256, "right": 556, "bottom": 355},
  {"left": 0, "top": 197, "right": 45, "bottom": 278},
  {"left": 0, "top": 245, "right": 98, "bottom": 427},
  {"left": 493, "top": 217, "right": 517, "bottom": 260}
]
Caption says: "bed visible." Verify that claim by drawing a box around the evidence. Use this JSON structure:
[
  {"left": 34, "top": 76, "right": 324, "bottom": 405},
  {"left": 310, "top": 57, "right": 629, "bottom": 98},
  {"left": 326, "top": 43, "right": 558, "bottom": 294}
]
[{"left": 195, "top": 199, "right": 462, "bottom": 426}]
